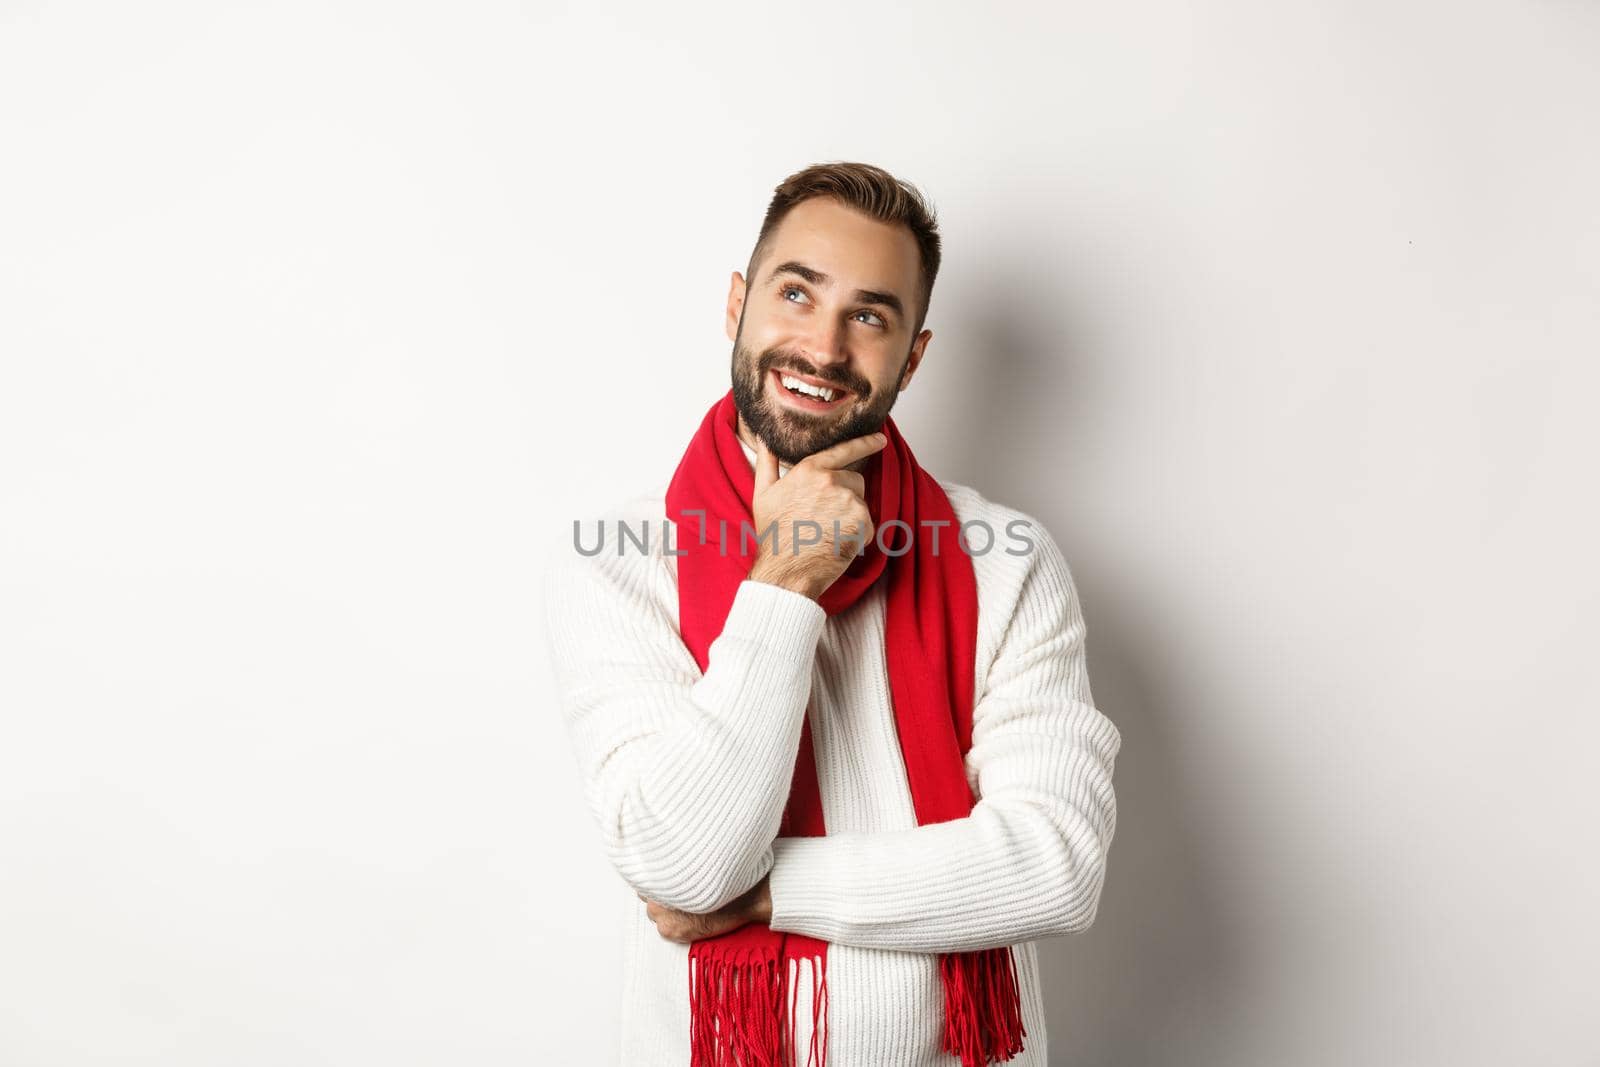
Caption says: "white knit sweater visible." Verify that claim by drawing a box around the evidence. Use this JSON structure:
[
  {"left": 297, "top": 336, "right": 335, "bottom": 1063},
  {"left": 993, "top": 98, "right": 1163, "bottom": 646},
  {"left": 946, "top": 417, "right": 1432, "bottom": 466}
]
[{"left": 541, "top": 439, "right": 1122, "bottom": 1066}]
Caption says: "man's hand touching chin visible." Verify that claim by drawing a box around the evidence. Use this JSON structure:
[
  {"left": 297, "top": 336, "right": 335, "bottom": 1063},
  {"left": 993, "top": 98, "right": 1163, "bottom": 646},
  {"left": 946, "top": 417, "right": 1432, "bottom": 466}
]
[{"left": 638, "top": 874, "right": 773, "bottom": 944}]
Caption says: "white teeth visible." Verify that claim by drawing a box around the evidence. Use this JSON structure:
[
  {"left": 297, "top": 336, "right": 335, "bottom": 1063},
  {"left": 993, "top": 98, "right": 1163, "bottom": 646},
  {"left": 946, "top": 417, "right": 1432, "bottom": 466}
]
[{"left": 780, "top": 374, "right": 836, "bottom": 401}]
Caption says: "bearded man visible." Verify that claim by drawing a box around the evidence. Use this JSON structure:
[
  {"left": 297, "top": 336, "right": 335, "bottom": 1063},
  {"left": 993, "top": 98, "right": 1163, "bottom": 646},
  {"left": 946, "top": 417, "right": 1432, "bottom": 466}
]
[{"left": 543, "top": 161, "right": 1122, "bottom": 1067}]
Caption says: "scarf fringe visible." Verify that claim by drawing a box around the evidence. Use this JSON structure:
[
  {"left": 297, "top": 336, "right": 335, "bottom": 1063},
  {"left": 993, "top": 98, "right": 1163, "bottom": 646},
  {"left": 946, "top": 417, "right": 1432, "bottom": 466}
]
[
  {"left": 939, "top": 946, "right": 1027, "bottom": 1067},
  {"left": 689, "top": 944, "right": 828, "bottom": 1067}
]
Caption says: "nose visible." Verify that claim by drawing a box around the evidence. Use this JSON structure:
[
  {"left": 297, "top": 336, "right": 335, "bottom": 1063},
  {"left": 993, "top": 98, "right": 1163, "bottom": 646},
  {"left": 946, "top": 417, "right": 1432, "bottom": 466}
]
[{"left": 798, "top": 317, "right": 846, "bottom": 370}]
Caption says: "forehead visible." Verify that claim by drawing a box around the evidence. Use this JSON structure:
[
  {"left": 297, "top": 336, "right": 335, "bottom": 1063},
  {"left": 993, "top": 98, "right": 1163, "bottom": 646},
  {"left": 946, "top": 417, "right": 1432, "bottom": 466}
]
[{"left": 760, "top": 197, "right": 921, "bottom": 300}]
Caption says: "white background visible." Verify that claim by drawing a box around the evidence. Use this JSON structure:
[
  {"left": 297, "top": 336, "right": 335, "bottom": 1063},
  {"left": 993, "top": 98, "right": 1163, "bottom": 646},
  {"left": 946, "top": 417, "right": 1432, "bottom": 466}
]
[{"left": 3, "top": 2, "right": 1597, "bottom": 1064}]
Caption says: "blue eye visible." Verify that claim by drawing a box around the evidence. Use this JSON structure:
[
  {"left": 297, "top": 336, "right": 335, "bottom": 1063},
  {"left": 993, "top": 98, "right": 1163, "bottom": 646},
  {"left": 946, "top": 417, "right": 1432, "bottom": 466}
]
[
  {"left": 854, "top": 310, "right": 886, "bottom": 328},
  {"left": 781, "top": 285, "right": 807, "bottom": 303}
]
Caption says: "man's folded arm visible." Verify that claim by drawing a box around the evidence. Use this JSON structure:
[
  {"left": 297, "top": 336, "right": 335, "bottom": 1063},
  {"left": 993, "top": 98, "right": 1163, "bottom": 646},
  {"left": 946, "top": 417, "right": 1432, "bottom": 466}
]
[
  {"left": 766, "top": 524, "right": 1122, "bottom": 954},
  {"left": 543, "top": 547, "right": 825, "bottom": 915}
]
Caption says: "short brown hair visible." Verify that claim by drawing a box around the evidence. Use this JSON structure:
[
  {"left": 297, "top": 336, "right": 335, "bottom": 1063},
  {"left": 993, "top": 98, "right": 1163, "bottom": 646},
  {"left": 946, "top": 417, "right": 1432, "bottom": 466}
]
[{"left": 746, "top": 161, "right": 942, "bottom": 334}]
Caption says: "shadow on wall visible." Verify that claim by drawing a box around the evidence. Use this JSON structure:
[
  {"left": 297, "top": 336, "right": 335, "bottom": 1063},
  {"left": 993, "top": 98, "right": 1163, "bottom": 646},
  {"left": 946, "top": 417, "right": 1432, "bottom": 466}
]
[{"left": 936, "top": 268, "right": 1248, "bottom": 1066}]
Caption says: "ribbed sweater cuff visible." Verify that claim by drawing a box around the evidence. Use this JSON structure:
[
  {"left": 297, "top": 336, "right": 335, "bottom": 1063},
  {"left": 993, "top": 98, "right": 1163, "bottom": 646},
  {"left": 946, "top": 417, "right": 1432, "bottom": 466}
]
[
  {"left": 722, "top": 578, "right": 827, "bottom": 645},
  {"left": 766, "top": 834, "right": 850, "bottom": 933},
  {"left": 688, "top": 580, "right": 827, "bottom": 733}
]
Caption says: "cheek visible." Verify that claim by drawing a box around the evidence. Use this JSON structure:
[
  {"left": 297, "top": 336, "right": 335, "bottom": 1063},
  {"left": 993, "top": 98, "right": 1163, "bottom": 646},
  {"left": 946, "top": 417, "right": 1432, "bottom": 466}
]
[
  {"left": 749, "top": 313, "right": 798, "bottom": 346},
  {"left": 867, "top": 355, "right": 906, "bottom": 391}
]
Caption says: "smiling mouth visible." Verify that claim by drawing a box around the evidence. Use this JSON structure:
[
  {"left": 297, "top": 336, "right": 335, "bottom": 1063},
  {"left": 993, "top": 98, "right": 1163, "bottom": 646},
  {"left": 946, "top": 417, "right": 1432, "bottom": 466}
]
[{"left": 769, "top": 368, "right": 853, "bottom": 412}]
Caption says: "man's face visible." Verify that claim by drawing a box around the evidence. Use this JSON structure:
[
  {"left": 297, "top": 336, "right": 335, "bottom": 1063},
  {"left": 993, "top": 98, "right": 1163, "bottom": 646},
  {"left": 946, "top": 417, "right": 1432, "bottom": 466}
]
[{"left": 726, "top": 197, "right": 933, "bottom": 467}]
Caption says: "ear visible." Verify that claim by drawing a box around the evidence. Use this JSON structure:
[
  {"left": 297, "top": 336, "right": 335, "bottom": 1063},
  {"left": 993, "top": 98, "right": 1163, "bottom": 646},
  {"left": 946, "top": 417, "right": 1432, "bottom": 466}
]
[
  {"left": 724, "top": 271, "right": 747, "bottom": 343},
  {"left": 898, "top": 328, "right": 933, "bottom": 392}
]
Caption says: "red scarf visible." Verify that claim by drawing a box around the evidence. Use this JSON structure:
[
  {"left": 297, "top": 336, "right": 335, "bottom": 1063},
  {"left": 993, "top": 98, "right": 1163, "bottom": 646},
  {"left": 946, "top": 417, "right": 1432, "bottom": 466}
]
[{"left": 663, "top": 389, "right": 1026, "bottom": 1067}]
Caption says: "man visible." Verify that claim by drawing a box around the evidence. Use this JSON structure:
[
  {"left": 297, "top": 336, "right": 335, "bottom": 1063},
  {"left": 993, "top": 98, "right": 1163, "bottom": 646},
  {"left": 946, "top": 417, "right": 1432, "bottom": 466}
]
[{"left": 542, "top": 162, "right": 1121, "bottom": 1066}]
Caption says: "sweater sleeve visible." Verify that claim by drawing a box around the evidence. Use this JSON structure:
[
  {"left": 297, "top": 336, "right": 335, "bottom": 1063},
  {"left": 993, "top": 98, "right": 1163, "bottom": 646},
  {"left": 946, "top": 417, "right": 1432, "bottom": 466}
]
[
  {"left": 765, "top": 523, "right": 1121, "bottom": 954},
  {"left": 542, "top": 543, "right": 827, "bottom": 915}
]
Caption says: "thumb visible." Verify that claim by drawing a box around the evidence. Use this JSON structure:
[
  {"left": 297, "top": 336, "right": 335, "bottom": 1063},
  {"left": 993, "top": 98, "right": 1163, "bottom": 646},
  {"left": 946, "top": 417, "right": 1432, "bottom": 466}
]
[{"left": 752, "top": 434, "right": 779, "bottom": 495}]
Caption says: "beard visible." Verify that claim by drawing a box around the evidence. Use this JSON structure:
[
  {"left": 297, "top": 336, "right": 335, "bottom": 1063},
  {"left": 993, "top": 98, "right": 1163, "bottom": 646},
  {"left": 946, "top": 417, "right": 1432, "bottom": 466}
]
[{"left": 729, "top": 334, "right": 906, "bottom": 468}]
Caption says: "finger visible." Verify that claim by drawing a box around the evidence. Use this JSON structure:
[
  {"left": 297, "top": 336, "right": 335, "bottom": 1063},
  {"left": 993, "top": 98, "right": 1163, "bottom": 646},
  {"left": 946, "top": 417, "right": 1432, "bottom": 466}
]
[
  {"left": 752, "top": 434, "right": 780, "bottom": 494},
  {"left": 803, "top": 430, "right": 887, "bottom": 471},
  {"left": 830, "top": 469, "right": 866, "bottom": 498}
]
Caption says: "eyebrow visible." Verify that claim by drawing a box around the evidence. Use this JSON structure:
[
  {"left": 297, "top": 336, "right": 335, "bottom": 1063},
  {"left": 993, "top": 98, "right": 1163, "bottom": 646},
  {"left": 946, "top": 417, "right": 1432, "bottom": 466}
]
[{"left": 766, "top": 260, "right": 906, "bottom": 319}]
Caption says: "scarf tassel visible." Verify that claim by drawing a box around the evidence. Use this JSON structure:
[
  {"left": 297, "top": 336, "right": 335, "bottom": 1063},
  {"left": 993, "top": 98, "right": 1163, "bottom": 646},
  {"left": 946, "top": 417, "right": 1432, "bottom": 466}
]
[
  {"left": 940, "top": 946, "right": 1027, "bottom": 1067},
  {"left": 689, "top": 944, "right": 829, "bottom": 1067}
]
